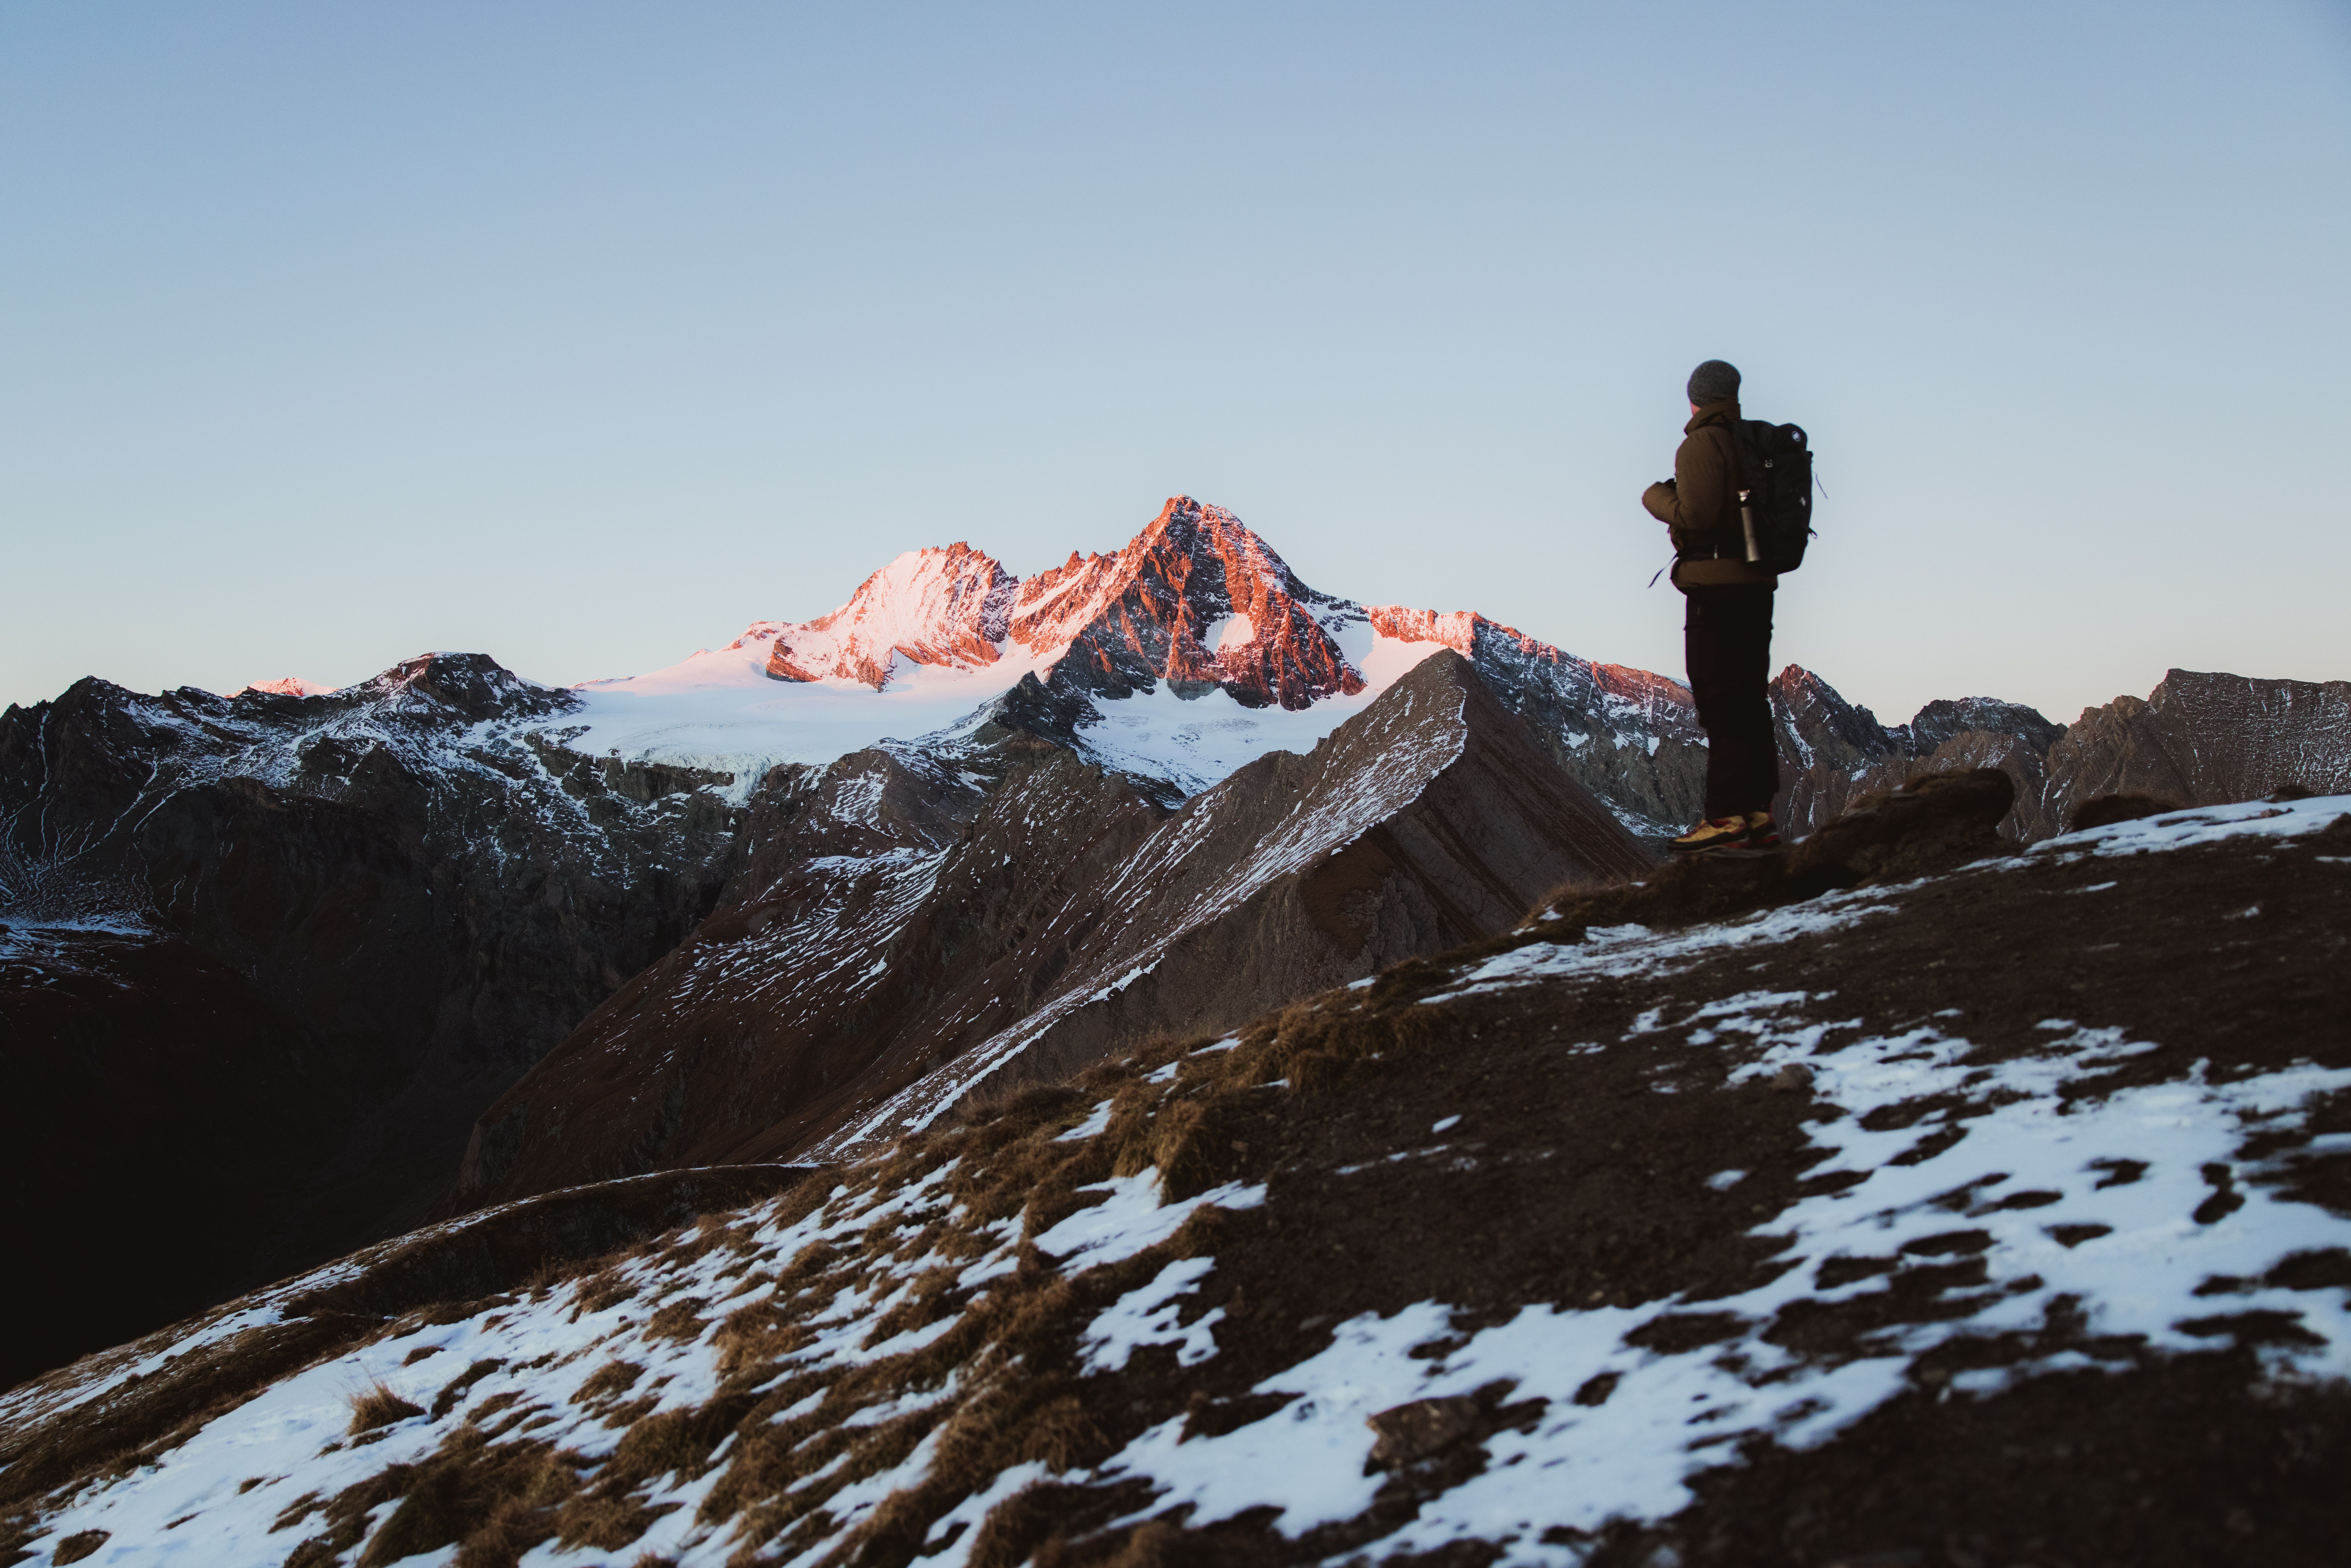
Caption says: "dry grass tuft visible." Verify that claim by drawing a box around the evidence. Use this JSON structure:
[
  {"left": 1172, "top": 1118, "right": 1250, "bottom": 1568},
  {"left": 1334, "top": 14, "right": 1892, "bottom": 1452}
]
[
  {"left": 573, "top": 1268, "right": 640, "bottom": 1316},
  {"left": 52, "top": 1528, "right": 111, "bottom": 1564},
  {"left": 347, "top": 1382, "right": 425, "bottom": 1436},
  {"left": 523, "top": 1254, "right": 594, "bottom": 1294},
  {"left": 1016, "top": 1395, "right": 1107, "bottom": 1472},
  {"left": 644, "top": 1297, "right": 710, "bottom": 1343},
  {"left": 955, "top": 1076, "right": 1090, "bottom": 1129},
  {"left": 263, "top": 1428, "right": 600, "bottom": 1568},
  {"left": 568, "top": 1360, "right": 644, "bottom": 1409}
]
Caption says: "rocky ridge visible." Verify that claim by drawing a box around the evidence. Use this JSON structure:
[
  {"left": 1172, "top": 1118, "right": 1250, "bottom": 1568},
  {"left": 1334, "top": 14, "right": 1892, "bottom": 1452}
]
[
  {"left": 449, "top": 652, "right": 1651, "bottom": 1207},
  {"left": 7, "top": 496, "right": 2347, "bottom": 1397}
]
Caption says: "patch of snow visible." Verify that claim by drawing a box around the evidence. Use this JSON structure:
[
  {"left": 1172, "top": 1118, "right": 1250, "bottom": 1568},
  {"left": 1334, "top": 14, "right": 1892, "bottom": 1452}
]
[
  {"left": 1032, "top": 1172, "right": 1269, "bottom": 1270},
  {"left": 1055, "top": 1100, "right": 1117, "bottom": 1142},
  {"left": 2024, "top": 794, "right": 2351, "bottom": 859},
  {"left": 1200, "top": 614, "right": 1255, "bottom": 655},
  {"left": 1080, "top": 1257, "right": 1225, "bottom": 1373}
]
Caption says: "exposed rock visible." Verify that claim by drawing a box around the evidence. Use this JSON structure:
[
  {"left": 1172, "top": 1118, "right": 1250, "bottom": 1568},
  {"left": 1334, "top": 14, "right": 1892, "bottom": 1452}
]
[
  {"left": 1531, "top": 769, "right": 2019, "bottom": 935},
  {"left": 1904, "top": 696, "right": 2065, "bottom": 755},
  {"left": 1043, "top": 497, "right": 1367, "bottom": 710},
  {"left": 1374, "top": 606, "right": 1712, "bottom": 838},
  {"left": 2028, "top": 669, "right": 2351, "bottom": 839},
  {"left": 1783, "top": 768, "right": 2019, "bottom": 893},
  {"left": 1772, "top": 671, "right": 2063, "bottom": 843},
  {"left": 1365, "top": 1394, "right": 1481, "bottom": 1467}
]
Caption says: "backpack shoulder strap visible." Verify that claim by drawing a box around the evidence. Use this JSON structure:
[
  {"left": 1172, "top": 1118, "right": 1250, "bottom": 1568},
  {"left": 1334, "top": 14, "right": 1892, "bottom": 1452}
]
[{"left": 1715, "top": 418, "right": 1748, "bottom": 493}]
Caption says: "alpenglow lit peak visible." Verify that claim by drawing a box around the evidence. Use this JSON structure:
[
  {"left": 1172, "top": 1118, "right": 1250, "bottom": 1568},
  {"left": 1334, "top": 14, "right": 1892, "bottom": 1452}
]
[{"left": 559, "top": 496, "right": 1595, "bottom": 799}]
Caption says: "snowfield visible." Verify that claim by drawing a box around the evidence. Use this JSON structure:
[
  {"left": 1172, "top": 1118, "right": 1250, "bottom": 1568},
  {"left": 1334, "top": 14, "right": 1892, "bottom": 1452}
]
[{"left": 558, "top": 618, "right": 1453, "bottom": 804}]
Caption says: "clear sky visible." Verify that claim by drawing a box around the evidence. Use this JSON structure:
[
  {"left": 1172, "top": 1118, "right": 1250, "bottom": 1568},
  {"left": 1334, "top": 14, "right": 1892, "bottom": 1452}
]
[{"left": 4, "top": 2, "right": 2348, "bottom": 728}]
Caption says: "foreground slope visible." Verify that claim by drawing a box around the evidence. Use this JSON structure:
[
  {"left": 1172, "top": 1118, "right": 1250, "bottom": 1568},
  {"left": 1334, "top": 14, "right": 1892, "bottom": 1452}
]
[{"left": 7, "top": 792, "right": 2346, "bottom": 1567}]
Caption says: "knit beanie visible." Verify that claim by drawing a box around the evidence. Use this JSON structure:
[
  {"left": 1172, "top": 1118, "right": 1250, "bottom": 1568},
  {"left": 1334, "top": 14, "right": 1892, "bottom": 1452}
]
[{"left": 1686, "top": 360, "right": 1741, "bottom": 406}]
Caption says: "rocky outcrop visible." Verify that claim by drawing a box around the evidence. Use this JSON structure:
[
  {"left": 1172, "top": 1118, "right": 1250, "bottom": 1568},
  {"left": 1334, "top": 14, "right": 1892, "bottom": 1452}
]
[
  {"left": 1767, "top": 668, "right": 2351, "bottom": 845},
  {"left": 1903, "top": 695, "right": 2065, "bottom": 755},
  {"left": 1771, "top": 669, "right": 2067, "bottom": 842},
  {"left": 2026, "top": 668, "right": 2351, "bottom": 839},
  {"left": 451, "top": 650, "right": 1648, "bottom": 1202}
]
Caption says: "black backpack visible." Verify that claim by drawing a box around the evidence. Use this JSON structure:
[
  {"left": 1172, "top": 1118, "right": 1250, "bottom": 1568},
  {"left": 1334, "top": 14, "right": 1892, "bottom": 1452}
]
[{"left": 1726, "top": 420, "right": 1815, "bottom": 573}]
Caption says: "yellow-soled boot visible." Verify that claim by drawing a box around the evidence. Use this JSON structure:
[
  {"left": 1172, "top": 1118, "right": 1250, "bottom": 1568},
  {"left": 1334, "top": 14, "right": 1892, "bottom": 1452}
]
[
  {"left": 1668, "top": 815, "right": 1749, "bottom": 855},
  {"left": 1745, "top": 810, "right": 1781, "bottom": 848}
]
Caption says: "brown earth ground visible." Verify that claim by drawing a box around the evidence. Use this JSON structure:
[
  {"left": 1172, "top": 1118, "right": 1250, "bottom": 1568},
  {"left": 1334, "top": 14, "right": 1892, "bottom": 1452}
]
[{"left": 4, "top": 784, "right": 2346, "bottom": 1567}]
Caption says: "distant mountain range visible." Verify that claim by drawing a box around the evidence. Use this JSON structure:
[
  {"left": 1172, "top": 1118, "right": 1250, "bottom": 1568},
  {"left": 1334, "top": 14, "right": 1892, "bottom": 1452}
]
[{"left": 3, "top": 495, "right": 2345, "bottom": 1388}]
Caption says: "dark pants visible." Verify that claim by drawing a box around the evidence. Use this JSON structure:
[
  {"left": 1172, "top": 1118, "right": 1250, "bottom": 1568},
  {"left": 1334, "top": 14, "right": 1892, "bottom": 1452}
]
[{"left": 1684, "top": 585, "right": 1781, "bottom": 820}]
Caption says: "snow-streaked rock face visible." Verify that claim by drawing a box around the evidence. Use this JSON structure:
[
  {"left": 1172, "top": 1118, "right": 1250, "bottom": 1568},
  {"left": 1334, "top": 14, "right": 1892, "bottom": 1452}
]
[
  {"left": 1031, "top": 496, "right": 1366, "bottom": 710},
  {"left": 0, "top": 655, "right": 745, "bottom": 1386},
  {"left": 450, "top": 651, "right": 1651, "bottom": 1205},
  {"left": 748, "top": 499, "right": 1365, "bottom": 712},
  {"left": 2029, "top": 668, "right": 2351, "bottom": 839}
]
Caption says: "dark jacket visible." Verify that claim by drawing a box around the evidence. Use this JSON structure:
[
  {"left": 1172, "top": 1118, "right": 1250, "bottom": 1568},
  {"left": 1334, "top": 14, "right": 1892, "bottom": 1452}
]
[{"left": 1641, "top": 401, "right": 1777, "bottom": 590}]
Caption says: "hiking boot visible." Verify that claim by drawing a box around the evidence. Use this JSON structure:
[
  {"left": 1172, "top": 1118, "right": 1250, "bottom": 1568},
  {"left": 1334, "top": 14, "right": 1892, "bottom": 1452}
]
[
  {"left": 1744, "top": 810, "right": 1781, "bottom": 848},
  {"left": 1668, "top": 815, "right": 1749, "bottom": 854}
]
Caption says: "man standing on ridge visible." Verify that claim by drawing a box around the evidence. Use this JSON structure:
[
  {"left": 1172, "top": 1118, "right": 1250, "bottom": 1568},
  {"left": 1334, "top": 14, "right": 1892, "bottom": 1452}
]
[{"left": 1642, "top": 359, "right": 1782, "bottom": 853}]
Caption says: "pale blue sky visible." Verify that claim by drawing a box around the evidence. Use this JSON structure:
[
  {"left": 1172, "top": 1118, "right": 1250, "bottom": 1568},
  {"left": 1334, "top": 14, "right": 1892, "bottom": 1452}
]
[{"left": 5, "top": 2, "right": 2348, "bottom": 726}]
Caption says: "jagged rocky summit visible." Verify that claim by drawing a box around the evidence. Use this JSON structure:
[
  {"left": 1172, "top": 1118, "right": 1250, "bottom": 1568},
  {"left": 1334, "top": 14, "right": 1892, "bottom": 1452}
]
[{"left": 4, "top": 493, "right": 2345, "bottom": 1393}]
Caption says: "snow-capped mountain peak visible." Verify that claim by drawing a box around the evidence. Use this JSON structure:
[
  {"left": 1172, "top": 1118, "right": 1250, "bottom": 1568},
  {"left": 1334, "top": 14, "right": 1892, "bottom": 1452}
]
[
  {"left": 230, "top": 676, "right": 336, "bottom": 698},
  {"left": 753, "top": 497, "right": 1363, "bottom": 708},
  {"left": 546, "top": 495, "right": 1711, "bottom": 808},
  {"left": 1017, "top": 495, "right": 1367, "bottom": 710},
  {"left": 764, "top": 542, "right": 1017, "bottom": 689}
]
